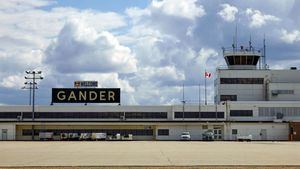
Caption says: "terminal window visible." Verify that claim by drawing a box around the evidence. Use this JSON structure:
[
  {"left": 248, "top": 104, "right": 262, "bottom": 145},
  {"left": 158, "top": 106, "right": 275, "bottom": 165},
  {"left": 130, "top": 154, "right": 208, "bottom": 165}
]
[
  {"left": 220, "top": 78, "right": 264, "bottom": 84},
  {"left": 0, "top": 112, "right": 168, "bottom": 119},
  {"left": 157, "top": 129, "right": 169, "bottom": 136},
  {"left": 230, "top": 110, "right": 253, "bottom": 117},
  {"left": 232, "top": 129, "right": 238, "bottom": 135},
  {"left": 220, "top": 95, "right": 237, "bottom": 101},
  {"left": 174, "top": 112, "right": 224, "bottom": 119}
]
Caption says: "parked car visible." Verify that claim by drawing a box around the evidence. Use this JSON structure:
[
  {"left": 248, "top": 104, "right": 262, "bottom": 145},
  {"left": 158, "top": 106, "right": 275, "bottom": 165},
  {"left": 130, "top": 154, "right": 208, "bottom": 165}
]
[
  {"left": 202, "top": 130, "right": 214, "bottom": 141},
  {"left": 79, "top": 133, "right": 92, "bottom": 141},
  {"left": 237, "top": 135, "right": 252, "bottom": 142},
  {"left": 91, "top": 133, "right": 107, "bottom": 141},
  {"left": 122, "top": 134, "right": 133, "bottom": 141},
  {"left": 68, "top": 133, "right": 79, "bottom": 141},
  {"left": 107, "top": 133, "right": 121, "bottom": 141},
  {"left": 39, "top": 132, "right": 53, "bottom": 141},
  {"left": 180, "top": 132, "right": 191, "bottom": 141},
  {"left": 60, "top": 133, "right": 68, "bottom": 141}
]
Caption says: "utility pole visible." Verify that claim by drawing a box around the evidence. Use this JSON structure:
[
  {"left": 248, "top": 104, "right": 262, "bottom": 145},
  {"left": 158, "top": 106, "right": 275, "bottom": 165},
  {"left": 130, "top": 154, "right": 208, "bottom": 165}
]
[{"left": 25, "top": 71, "right": 43, "bottom": 140}]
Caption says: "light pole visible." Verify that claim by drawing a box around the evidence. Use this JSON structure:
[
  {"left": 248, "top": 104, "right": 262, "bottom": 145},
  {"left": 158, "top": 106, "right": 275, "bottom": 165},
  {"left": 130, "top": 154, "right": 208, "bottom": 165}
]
[
  {"left": 25, "top": 70, "right": 43, "bottom": 140},
  {"left": 21, "top": 82, "right": 37, "bottom": 105}
]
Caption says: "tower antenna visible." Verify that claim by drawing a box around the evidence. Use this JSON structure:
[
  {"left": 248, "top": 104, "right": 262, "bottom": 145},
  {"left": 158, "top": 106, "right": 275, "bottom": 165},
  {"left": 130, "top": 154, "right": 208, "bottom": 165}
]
[
  {"left": 235, "top": 23, "right": 238, "bottom": 51},
  {"left": 249, "top": 34, "right": 252, "bottom": 50},
  {"left": 263, "top": 34, "right": 266, "bottom": 69}
]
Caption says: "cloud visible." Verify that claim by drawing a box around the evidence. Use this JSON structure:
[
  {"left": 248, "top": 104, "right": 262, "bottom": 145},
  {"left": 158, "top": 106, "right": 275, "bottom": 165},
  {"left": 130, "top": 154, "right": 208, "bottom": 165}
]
[
  {"left": 0, "top": 0, "right": 55, "bottom": 12},
  {"left": 138, "top": 66, "right": 185, "bottom": 86},
  {"left": 280, "top": 29, "right": 300, "bottom": 44},
  {"left": 45, "top": 20, "right": 137, "bottom": 74},
  {"left": 218, "top": 4, "right": 238, "bottom": 22},
  {"left": 79, "top": 73, "right": 135, "bottom": 93},
  {"left": 0, "top": 75, "right": 24, "bottom": 88},
  {"left": 150, "top": 0, "right": 205, "bottom": 20},
  {"left": 125, "top": 7, "right": 151, "bottom": 24},
  {"left": 245, "top": 8, "right": 280, "bottom": 28}
]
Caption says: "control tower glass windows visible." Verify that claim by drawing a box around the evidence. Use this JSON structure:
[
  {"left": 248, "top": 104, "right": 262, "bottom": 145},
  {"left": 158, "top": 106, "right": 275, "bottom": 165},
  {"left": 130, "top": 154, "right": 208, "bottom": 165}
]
[
  {"left": 220, "top": 78, "right": 264, "bottom": 84},
  {"left": 225, "top": 55, "right": 260, "bottom": 66}
]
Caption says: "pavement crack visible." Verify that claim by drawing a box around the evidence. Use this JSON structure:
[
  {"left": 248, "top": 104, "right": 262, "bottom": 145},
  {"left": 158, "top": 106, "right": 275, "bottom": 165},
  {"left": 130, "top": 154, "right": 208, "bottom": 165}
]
[{"left": 159, "top": 148, "right": 172, "bottom": 165}]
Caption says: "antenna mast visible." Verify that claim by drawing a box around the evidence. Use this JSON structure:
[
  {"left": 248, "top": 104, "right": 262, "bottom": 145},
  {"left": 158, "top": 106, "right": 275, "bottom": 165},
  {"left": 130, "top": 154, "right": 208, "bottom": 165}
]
[
  {"left": 235, "top": 23, "right": 238, "bottom": 51},
  {"left": 263, "top": 34, "right": 266, "bottom": 69}
]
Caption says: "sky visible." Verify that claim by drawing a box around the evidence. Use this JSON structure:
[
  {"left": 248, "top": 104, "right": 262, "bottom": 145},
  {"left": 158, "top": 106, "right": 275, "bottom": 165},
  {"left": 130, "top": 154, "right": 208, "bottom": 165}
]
[{"left": 0, "top": 0, "right": 300, "bottom": 106}]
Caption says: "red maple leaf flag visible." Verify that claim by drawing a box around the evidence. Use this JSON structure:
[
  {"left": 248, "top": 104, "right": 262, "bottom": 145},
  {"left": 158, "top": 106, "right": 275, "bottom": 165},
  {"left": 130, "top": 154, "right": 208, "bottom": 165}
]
[{"left": 205, "top": 71, "right": 212, "bottom": 78}]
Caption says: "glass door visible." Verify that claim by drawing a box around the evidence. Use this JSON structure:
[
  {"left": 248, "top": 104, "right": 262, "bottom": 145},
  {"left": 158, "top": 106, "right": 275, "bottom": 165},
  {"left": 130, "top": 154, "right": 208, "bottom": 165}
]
[
  {"left": 213, "top": 127, "right": 222, "bottom": 140},
  {"left": 1, "top": 129, "right": 8, "bottom": 140}
]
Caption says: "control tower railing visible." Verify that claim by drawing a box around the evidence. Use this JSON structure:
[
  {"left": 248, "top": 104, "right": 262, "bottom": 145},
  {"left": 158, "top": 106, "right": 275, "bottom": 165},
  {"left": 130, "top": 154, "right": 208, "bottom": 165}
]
[{"left": 222, "top": 46, "right": 262, "bottom": 56}]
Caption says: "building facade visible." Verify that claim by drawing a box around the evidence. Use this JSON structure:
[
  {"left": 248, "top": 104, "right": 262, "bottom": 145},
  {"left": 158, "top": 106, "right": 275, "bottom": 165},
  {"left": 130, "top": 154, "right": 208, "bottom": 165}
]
[{"left": 0, "top": 102, "right": 299, "bottom": 141}]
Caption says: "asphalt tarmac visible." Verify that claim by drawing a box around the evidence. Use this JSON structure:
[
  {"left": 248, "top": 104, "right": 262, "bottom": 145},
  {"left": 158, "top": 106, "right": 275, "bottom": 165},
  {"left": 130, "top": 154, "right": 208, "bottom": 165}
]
[{"left": 0, "top": 141, "right": 300, "bottom": 168}]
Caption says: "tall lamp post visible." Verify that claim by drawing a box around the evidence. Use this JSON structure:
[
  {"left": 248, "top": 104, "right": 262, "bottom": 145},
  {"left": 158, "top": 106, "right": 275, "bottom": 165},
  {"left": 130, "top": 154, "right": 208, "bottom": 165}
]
[
  {"left": 21, "top": 82, "right": 37, "bottom": 105},
  {"left": 25, "top": 71, "right": 43, "bottom": 140}
]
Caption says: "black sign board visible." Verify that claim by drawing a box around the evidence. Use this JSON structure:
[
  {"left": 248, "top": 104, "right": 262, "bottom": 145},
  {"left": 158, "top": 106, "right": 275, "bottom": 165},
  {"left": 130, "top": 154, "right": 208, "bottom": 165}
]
[{"left": 52, "top": 88, "right": 120, "bottom": 103}]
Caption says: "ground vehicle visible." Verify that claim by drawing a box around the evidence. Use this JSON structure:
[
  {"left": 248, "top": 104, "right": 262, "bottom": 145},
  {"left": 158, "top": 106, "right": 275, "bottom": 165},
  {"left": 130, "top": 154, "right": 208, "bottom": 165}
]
[
  {"left": 92, "top": 133, "right": 107, "bottom": 141},
  {"left": 79, "top": 133, "right": 92, "bottom": 141},
  {"left": 237, "top": 135, "right": 252, "bottom": 141},
  {"left": 39, "top": 132, "right": 53, "bottom": 141},
  {"left": 60, "top": 133, "right": 68, "bottom": 140},
  {"left": 180, "top": 132, "right": 191, "bottom": 141},
  {"left": 68, "top": 133, "right": 79, "bottom": 141},
  {"left": 107, "top": 133, "right": 121, "bottom": 141},
  {"left": 202, "top": 130, "right": 214, "bottom": 141},
  {"left": 121, "top": 134, "right": 133, "bottom": 141}
]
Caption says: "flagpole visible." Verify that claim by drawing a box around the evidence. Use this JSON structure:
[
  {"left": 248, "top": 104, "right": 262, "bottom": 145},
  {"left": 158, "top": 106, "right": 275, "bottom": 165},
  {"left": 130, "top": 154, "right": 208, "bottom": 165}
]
[
  {"left": 182, "top": 83, "right": 185, "bottom": 120},
  {"left": 199, "top": 82, "right": 201, "bottom": 118},
  {"left": 205, "top": 69, "right": 207, "bottom": 105}
]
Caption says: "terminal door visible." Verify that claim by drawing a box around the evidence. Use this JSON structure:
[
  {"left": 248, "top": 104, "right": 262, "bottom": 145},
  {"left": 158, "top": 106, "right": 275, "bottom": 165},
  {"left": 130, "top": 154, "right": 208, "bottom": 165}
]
[
  {"left": 213, "top": 127, "right": 222, "bottom": 140},
  {"left": 1, "top": 129, "right": 7, "bottom": 140}
]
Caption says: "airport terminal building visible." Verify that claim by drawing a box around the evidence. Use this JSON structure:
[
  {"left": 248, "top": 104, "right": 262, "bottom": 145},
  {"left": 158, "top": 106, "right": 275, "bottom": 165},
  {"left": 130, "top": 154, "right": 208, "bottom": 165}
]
[{"left": 1, "top": 42, "right": 300, "bottom": 141}]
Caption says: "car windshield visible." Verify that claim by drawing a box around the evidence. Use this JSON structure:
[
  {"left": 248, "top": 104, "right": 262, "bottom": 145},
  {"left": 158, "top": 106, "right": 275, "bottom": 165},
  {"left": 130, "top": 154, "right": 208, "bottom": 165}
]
[{"left": 182, "top": 132, "right": 190, "bottom": 135}]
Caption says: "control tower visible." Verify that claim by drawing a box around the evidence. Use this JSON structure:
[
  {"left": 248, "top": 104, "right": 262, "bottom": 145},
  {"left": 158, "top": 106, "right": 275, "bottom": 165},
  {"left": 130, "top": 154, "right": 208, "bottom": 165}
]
[
  {"left": 222, "top": 41, "right": 265, "bottom": 70},
  {"left": 215, "top": 37, "right": 300, "bottom": 103}
]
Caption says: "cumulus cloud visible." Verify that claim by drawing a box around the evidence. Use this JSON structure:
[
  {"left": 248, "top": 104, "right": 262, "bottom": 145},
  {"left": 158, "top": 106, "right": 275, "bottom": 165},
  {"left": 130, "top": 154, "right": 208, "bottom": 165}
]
[
  {"left": 150, "top": 0, "right": 205, "bottom": 20},
  {"left": 245, "top": 8, "right": 280, "bottom": 28},
  {"left": 138, "top": 66, "right": 185, "bottom": 86},
  {"left": 125, "top": 7, "right": 151, "bottom": 24},
  {"left": 79, "top": 73, "right": 135, "bottom": 93},
  {"left": 0, "top": 0, "right": 55, "bottom": 12},
  {"left": 218, "top": 4, "right": 238, "bottom": 22},
  {"left": 45, "top": 20, "right": 137, "bottom": 74},
  {"left": 280, "top": 29, "right": 300, "bottom": 44},
  {"left": 0, "top": 75, "right": 24, "bottom": 88}
]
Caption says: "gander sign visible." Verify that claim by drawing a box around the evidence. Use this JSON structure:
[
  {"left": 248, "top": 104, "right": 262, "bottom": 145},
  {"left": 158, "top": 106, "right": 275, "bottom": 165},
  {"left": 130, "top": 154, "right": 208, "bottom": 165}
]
[{"left": 52, "top": 88, "right": 120, "bottom": 103}]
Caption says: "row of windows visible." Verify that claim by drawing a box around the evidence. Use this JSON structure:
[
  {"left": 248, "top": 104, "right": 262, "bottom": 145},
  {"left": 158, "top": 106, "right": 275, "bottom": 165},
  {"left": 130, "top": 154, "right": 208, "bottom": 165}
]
[
  {"left": 174, "top": 112, "right": 224, "bottom": 119},
  {"left": 220, "top": 78, "right": 264, "bottom": 84},
  {"left": 157, "top": 129, "right": 169, "bottom": 136},
  {"left": 220, "top": 95, "right": 237, "bottom": 101},
  {"left": 125, "top": 112, "right": 167, "bottom": 119},
  {"left": 259, "top": 107, "right": 300, "bottom": 117},
  {"left": 271, "top": 90, "right": 294, "bottom": 95},
  {"left": 22, "top": 129, "right": 153, "bottom": 136},
  {"left": 230, "top": 110, "right": 253, "bottom": 117},
  {"left": 0, "top": 112, "right": 167, "bottom": 119},
  {"left": 226, "top": 55, "right": 260, "bottom": 65}
]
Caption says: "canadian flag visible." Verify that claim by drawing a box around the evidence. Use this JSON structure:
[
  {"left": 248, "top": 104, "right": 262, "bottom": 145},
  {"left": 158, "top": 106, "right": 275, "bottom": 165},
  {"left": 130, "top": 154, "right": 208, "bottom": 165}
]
[{"left": 205, "top": 71, "right": 212, "bottom": 78}]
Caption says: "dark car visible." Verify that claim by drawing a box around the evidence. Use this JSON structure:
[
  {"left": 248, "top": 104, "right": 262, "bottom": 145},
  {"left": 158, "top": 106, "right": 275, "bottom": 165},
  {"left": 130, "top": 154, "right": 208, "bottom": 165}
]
[{"left": 202, "top": 130, "right": 214, "bottom": 141}]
